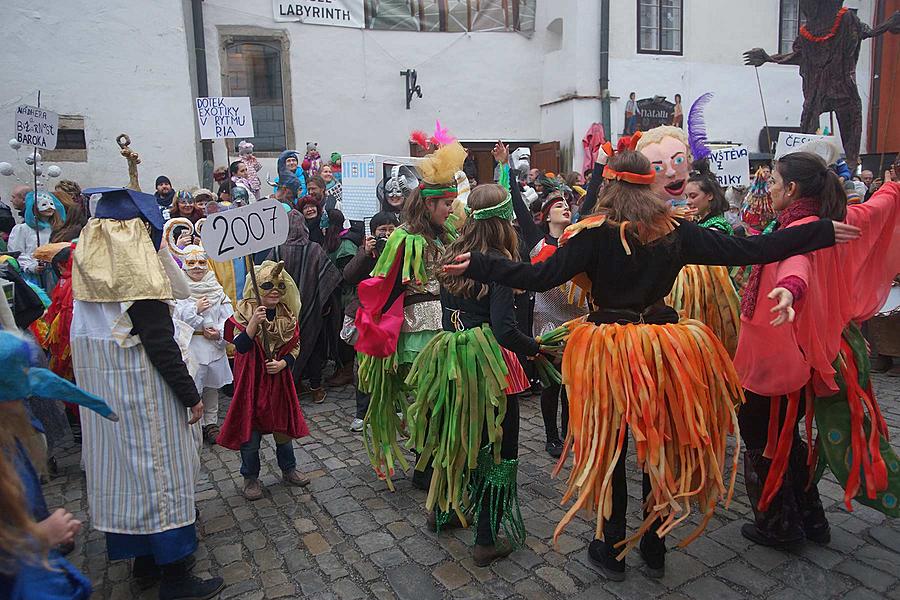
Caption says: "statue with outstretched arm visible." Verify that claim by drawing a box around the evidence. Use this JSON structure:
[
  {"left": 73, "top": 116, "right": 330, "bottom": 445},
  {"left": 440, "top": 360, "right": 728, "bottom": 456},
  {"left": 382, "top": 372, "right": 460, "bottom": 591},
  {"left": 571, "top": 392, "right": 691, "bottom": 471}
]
[{"left": 744, "top": 0, "right": 900, "bottom": 167}]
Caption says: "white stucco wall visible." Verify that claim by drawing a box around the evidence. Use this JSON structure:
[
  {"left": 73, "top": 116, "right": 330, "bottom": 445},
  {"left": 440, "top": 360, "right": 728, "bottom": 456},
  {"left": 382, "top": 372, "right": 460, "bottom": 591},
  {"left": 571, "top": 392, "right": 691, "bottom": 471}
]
[
  {"left": 0, "top": 0, "right": 199, "bottom": 201},
  {"left": 201, "top": 0, "right": 547, "bottom": 172}
]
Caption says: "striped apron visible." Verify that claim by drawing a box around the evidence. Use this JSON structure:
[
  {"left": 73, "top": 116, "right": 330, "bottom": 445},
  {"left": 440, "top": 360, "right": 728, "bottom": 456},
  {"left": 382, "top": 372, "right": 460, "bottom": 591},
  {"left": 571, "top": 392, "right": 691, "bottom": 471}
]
[{"left": 72, "top": 301, "right": 200, "bottom": 535}]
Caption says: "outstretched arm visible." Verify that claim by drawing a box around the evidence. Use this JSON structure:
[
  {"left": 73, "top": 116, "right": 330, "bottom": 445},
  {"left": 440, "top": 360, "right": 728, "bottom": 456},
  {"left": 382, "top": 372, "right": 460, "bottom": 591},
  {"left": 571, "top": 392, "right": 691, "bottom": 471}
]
[
  {"left": 679, "top": 218, "right": 839, "bottom": 266},
  {"left": 743, "top": 47, "right": 801, "bottom": 67},
  {"left": 458, "top": 226, "right": 596, "bottom": 292},
  {"left": 861, "top": 11, "right": 900, "bottom": 38}
]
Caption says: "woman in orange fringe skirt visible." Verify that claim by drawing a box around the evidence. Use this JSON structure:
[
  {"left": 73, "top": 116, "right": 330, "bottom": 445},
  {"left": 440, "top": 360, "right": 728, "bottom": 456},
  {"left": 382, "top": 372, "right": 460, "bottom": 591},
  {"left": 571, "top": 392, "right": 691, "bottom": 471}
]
[{"left": 443, "top": 149, "right": 860, "bottom": 581}]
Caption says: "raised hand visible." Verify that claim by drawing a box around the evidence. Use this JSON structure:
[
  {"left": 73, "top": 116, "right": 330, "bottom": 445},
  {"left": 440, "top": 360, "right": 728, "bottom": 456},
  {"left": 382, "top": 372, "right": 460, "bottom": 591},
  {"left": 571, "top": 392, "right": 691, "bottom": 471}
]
[{"left": 492, "top": 141, "right": 509, "bottom": 165}]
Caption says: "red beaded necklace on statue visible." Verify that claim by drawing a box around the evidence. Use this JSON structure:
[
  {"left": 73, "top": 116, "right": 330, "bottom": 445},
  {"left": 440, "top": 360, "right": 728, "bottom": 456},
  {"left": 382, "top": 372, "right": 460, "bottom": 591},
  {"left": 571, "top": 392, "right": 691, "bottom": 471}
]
[{"left": 799, "top": 7, "right": 848, "bottom": 43}]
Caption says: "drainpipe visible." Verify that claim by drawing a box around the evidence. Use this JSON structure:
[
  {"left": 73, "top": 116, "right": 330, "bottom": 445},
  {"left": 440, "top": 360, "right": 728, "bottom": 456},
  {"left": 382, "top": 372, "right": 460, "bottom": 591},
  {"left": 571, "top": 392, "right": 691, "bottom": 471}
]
[
  {"left": 191, "top": 0, "right": 215, "bottom": 188},
  {"left": 599, "top": 0, "right": 611, "bottom": 139}
]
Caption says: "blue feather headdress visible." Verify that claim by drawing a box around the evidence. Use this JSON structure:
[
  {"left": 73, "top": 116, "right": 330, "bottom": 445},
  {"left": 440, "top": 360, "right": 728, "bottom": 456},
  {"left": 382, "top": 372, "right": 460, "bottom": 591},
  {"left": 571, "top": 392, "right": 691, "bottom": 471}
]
[{"left": 687, "top": 92, "right": 714, "bottom": 161}]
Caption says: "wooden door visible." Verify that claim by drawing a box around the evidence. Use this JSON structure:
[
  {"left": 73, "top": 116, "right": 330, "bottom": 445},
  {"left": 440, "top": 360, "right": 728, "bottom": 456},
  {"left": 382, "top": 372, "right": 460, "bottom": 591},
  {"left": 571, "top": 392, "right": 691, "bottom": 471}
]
[{"left": 531, "top": 141, "right": 560, "bottom": 174}]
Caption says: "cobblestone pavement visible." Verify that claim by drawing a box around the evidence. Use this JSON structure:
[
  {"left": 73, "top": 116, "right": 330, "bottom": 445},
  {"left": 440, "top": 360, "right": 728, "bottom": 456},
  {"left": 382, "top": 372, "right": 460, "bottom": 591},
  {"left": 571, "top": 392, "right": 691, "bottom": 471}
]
[{"left": 46, "top": 374, "right": 900, "bottom": 599}]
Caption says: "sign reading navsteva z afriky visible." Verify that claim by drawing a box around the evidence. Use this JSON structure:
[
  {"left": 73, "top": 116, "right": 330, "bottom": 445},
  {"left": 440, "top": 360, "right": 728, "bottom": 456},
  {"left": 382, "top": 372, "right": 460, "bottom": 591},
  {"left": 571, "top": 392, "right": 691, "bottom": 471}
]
[
  {"left": 710, "top": 145, "right": 750, "bottom": 188},
  {"left": 15, "top": 105, "right": 58, "bottom": 149},
  {"left": 201, "top": 198, "right": 289, "bottom": 262},
  {"left": 273, "top": 0, "right": 364, "bottom": 27},
  {"left": 196, "top": 97, "right": 254, "bottom": 139},
  {"left": 774, "top": 131, "right": 845, "bottom": 160}
]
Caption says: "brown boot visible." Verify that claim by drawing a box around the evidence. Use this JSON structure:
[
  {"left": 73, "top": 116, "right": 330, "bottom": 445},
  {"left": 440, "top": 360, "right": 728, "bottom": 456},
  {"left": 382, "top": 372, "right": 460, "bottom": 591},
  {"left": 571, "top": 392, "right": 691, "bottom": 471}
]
[
  {"left": 242, "top": 478, "right": 264, "bottom": 501},
  {"left": 473, "top": 539, "right": 513, "bottom": 567},
  {"left": 282, "top": 469, "right": 310, "bottom": 487},
  {"left": 326, "top": 363, "right": 354, "bottom": 387},
  {"left": 311, "top": 387, "right": 326, "bottom": 404}
]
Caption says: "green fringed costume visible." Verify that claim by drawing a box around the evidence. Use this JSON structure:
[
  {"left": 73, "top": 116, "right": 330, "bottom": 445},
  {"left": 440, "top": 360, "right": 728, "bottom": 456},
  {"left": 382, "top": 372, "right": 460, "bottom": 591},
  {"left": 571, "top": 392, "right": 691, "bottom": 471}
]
[
  {"left": 357, "top": 224, "right": 456, "bottom": 489},
  {"left": 405, "top": 325, "right": 527, "bottom": 547},
  {"left": 814, "top": 325, "right": 900, "bottom": 516}
]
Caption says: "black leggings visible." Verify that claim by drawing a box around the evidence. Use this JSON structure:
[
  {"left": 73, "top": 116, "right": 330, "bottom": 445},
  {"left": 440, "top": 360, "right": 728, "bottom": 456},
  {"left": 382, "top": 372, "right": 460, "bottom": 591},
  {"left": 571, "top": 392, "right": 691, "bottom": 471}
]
[
  {"left": 302, "top": 330, "right": 327, "bottom": 388},
  {"left": 738, "top": 390, "right": 801, "bottom": 451},
  {"left": 475, "top": 394, "right": 520, "bottom": 545},
  {"left": 540, "top": 383, "right": 569, "bottom": 443}
]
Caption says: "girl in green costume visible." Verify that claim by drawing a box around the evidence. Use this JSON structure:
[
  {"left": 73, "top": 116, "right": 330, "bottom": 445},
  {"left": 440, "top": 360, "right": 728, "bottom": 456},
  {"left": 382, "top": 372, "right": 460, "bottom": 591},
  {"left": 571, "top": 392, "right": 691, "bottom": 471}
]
[
  {"left": 406, "top": 183, "right": 555, "bottom": 567},
  {"left": 356, "top": 141, "right": 466, "bottom": 489}
]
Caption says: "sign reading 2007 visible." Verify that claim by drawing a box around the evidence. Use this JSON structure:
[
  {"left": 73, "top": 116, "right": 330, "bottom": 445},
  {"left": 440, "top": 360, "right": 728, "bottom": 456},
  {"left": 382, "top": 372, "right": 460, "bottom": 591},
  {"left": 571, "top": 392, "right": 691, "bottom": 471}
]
[{"left": 201, "top": 198, "right": 289, "bottom": 262}]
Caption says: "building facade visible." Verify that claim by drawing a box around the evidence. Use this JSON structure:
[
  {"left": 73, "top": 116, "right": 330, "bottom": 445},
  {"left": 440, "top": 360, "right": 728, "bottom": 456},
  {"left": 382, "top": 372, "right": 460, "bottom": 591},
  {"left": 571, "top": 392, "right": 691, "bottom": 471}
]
[{"left": 0, "top": 0, "right": 884, "bottom": 198}]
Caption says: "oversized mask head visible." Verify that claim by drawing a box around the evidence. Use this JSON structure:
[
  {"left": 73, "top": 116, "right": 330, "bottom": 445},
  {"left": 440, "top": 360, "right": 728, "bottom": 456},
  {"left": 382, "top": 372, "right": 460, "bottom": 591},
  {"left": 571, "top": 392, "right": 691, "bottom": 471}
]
[
  {"left": 180, "top": 244, "right": 209, "bottom": 281},
  {"left": 636, "top": 126, "right": 691, "bottom": 202},
  {"left": 511, "top": 147, "right": 531, "bottom": 172},
  {"left": 257, "top": 261, "right": 288, "bottom": 301}
]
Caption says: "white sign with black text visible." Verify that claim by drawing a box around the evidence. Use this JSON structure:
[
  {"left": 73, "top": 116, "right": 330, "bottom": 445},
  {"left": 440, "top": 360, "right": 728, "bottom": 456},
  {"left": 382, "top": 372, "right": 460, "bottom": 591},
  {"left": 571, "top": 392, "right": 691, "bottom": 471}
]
[
  {"left": 15, "top": 105, "right": 58, "bottom": 149},
  {"left": 774, "top": 132, "right": 845, "bottom": 160},
  {"left": 710, "top": 145, "right": 750, "bottom": 188},
  {"left": 273, "top": 0, "right": 365, "bottom": 27},
  {"left": 195, "top": 97, "right": 255, "bottom": 140},
  {"left": 201, "top": 198, "right": 289, "bottom": 262}
]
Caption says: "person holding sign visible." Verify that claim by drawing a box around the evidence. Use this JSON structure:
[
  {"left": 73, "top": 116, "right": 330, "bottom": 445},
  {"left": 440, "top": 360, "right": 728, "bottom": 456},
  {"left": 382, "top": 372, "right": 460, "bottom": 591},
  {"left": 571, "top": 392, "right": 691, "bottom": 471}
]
[{"left": 217, "top": 261, "right": 310, "bottom": 501}]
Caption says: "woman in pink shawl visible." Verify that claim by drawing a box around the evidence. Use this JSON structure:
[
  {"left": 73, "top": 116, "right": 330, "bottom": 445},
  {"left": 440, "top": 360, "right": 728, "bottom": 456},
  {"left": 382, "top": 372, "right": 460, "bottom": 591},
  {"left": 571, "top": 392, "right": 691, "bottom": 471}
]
[{"left": 734, "top": 151, "right": 900, "bottom": 548}]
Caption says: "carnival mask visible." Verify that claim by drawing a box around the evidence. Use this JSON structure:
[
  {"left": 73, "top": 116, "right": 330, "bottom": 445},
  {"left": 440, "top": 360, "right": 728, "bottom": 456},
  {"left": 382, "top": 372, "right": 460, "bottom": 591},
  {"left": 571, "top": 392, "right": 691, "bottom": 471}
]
[
  {"left": 639, "top": 135, "right": 691, "bottom": 201},
  {"left": 164, "top": 217, "right": 206, "bottom": 252},
  {"left": 180, "top": 244, "right": 209, "bottom": 281},
  {"left": 36, "top": 191, "right": 56, "bottom": 213},
  {"left": 511, "top": 147, "right": 532, "bottom": 173},
  {"left": 257, "top": 261, "right": 287, "bottom": 298}
]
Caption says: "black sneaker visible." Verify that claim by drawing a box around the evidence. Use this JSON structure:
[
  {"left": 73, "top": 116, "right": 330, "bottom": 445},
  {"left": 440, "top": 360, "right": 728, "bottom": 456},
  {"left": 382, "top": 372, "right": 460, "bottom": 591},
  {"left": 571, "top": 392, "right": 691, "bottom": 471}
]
[
  {"left": 740, "top": 522, "right": 804, "bottom": 547},
  {"left": 133, "top": 555, "right": 196, "bottom": 590},
  {"left": 545, "top": 440, "right": 563, "bottom": 458},
  {"left": 587, "top": 540, "right": 626, "bottom": 582}
]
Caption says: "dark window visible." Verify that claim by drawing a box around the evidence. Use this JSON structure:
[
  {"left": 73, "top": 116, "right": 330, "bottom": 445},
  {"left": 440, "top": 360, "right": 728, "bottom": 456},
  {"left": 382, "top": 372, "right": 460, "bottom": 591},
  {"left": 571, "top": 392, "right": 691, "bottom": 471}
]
[
  {"left": 637, "top": 0, "right": 682, "bottom": 55},
  {"left": 224, "top": 41, "right": 287, "bottom": 152},
  {"left": 56, "top": 128, "right": 86, "bottom": 150},
  {"left": 779, "top": 0, "right": 801, "bottom": 54}
]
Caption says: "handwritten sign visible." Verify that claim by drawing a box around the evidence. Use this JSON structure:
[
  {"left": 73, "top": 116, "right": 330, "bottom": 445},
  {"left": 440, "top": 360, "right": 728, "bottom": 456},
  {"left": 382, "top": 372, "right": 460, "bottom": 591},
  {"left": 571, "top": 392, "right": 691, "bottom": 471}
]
[
  {"left": 273, "top": 0, "right": 365, "bottom": 27},
  {"left": 340, "top": 154, "right": 421, "bottom": 221},
  {"left": 196, "top": 97, "right": 255, "bottom": 140},
  {"left": 201, "top": 198, "right": 288, "bottom": 261},
  {"left": 774, "top": 132, "right": 844, "bottom": 160},
  {"left": 710, "top": 145, "right": 750, "bottom": 188},
  {"left": 15, "top": 105, "right": 58, "bottom": 149}
]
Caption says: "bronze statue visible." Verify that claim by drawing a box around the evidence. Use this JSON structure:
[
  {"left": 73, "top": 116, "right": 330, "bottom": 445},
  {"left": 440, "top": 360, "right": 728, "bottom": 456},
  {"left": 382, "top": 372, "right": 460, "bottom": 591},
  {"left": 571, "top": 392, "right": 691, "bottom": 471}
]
[
  {"left": 116, "top": 133, "right": 141, "bottom": 191},
  {"left": 744, "top": 0, "right": 899, "bottom": 167}
]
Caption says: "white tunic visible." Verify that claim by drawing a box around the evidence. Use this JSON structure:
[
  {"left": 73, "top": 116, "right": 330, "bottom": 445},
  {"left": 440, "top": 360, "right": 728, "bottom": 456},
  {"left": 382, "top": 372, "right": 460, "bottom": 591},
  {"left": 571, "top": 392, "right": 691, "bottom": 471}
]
[
  {"left": 173, "top": 297, "right": 234, "bottom": 392},
  {"left": 72, "top": 300, "right": 201, "bottom": 535},
  {"left": 7, "top": 222, "right": 52, "bottom": 274}
]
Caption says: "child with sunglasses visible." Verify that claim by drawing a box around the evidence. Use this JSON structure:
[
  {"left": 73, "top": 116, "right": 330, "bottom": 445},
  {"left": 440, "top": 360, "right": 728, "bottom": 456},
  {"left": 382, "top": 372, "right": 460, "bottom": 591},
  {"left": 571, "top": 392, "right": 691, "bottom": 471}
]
[{"left": 217, "top": 261, "right": 311, "bottom": 501}]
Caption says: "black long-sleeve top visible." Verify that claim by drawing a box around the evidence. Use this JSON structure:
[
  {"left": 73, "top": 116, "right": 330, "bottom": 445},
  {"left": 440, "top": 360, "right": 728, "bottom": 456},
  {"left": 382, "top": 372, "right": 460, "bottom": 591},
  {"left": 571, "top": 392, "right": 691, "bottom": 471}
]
[
  {"left": 465, "top": 218, "right": 835, "bottom": 313},
  {"left": 575, "top": 161, "right": 606, "bottom": 218},
  {"left": 127, "top": 300, "right": 201, "bottom": 408},
  {"left": 440, "top": 260, "right": 540, "bottom": 357},
  {"left": 509, "top": 167, "right": 543, "bottom": 253}
]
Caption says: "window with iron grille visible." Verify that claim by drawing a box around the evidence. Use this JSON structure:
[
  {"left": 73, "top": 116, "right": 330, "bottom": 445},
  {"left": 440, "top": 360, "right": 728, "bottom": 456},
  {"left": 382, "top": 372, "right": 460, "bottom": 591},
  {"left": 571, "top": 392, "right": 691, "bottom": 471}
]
[{"left": 224, "top": 40, "right": 287, "bottom": 152}]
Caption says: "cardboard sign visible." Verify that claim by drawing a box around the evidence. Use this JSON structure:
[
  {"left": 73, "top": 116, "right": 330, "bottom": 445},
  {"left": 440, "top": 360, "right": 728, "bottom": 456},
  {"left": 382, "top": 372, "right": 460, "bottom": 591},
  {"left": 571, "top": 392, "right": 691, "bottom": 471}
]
[
  {"left": 273, "top": 0, "right": 365, "bottom": 27},
  {"left": 710, "top": 145, "right": 750, "bottom": 188},
  {"left": 774, "top": 132, "right": 844, "bottom": 160},
  {"left": 15, "top": 105, "right": 58, "bottom": 149},
  {"left": 201, "top": 198, "right": 288, "bottom": 261},
  {"left": 340, "top": 154, "right": 422, "bottom": 221},
  {"left": 195, "top": 97, "right": 254, "bottom": 140}
]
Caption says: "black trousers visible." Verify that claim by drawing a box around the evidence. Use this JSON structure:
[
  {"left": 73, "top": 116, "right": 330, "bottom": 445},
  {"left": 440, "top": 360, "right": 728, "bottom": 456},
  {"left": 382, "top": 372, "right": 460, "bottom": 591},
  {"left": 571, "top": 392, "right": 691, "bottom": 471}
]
[
  {"left": 475, "top": 394, "right": 520, "bottom": 545},
  {"left": 540, "top": 382, "right": 569, "bottom": 443},
  {"left": 302, "top": 329, "right": 327, "bottom": 388},
  {"left": 738, "top": 390, "right": 828, "bottom": 537}
]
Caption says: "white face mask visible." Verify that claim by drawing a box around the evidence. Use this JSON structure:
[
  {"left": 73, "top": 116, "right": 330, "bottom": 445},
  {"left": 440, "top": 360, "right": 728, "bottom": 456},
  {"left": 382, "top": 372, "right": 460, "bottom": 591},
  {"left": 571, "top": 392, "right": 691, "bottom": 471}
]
[{"left": 36, "top": 192, "right": 56, "bottom": 213}]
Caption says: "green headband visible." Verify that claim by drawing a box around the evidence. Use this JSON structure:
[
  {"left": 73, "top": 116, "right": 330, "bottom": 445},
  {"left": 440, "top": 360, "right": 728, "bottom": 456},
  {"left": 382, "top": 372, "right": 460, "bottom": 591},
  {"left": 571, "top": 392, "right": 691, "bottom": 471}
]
[
  {"left": 420, "top": 185, "right": 458, "bottom": 200},
  {"left": 466, "top": 193, "right": 514, "bottom": 221}
]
